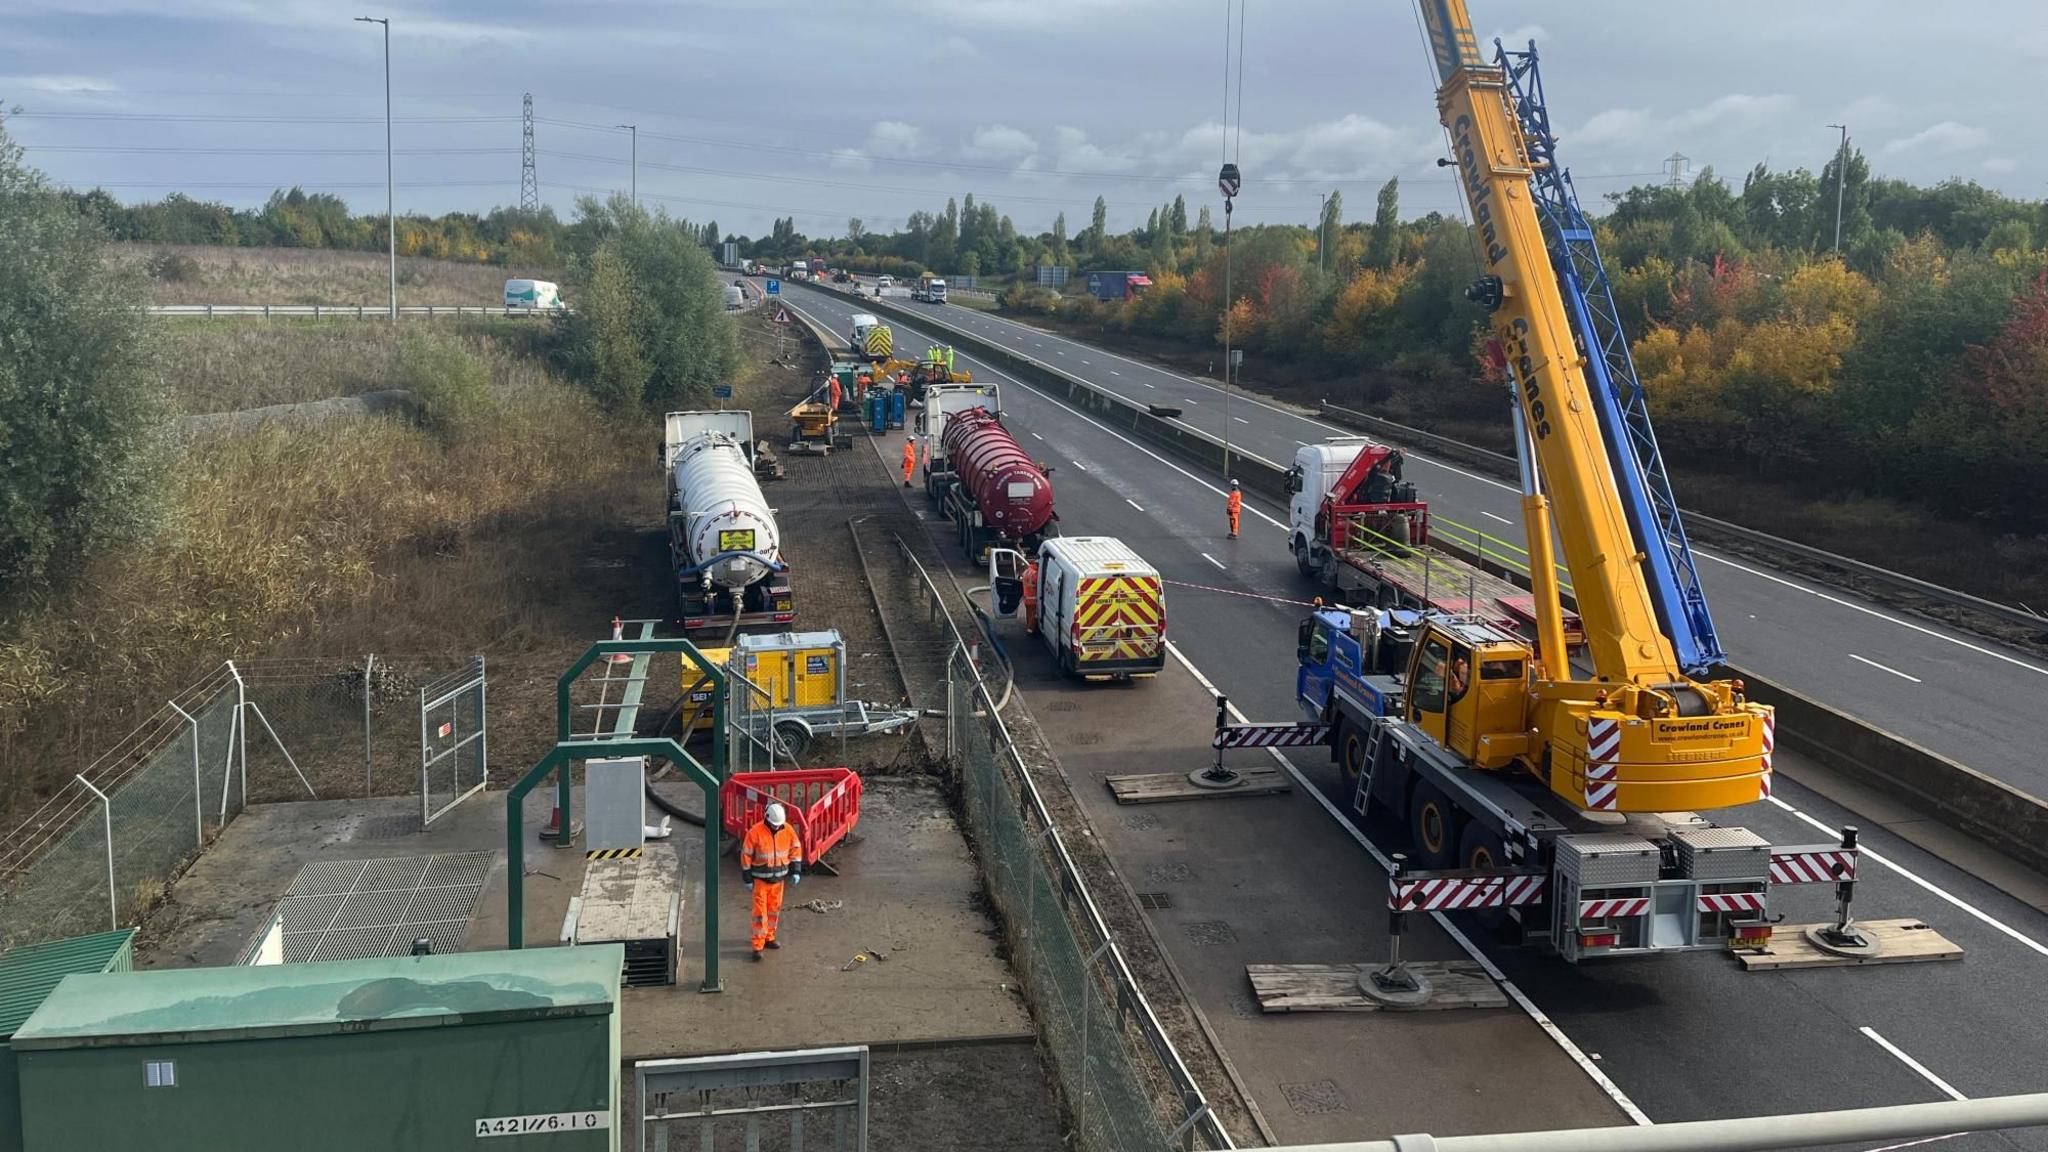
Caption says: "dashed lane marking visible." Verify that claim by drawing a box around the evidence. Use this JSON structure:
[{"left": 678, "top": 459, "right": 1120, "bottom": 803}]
[{"left": 1849, "top": 653, "right": 1923, "bottom": 683}]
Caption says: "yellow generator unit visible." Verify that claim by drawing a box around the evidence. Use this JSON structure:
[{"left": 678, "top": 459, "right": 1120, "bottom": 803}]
[{"left": 732, "top": 630, "right": 846, "bottom": 711}]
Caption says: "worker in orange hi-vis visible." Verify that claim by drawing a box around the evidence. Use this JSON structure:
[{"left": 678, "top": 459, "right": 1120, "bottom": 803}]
[
  {"left": 1226, "top": 479, "right": 1243, "bottom": 539},
  {"left": 902, "top": 435, "right": 919, "bottom": 488},
  {"left": 856, "top": 372, "right": 872, "bottom": 399},
  {"left": 827, "top": 376, "right": 843, "bottom": 414},
  {"left": 1022, "top": 557, "right": 1041, "bottom": 632},
  {"left": 741, "top": 802, "right": 803, "bottom": 961}
]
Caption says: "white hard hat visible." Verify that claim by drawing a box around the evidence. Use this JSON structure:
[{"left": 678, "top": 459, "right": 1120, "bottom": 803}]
[
  {"left": 1230, "top": 478, "right": 1240, "bottom": 488},
  {"left": 764, "top": 802, "right": 786, "bottom": 827}
]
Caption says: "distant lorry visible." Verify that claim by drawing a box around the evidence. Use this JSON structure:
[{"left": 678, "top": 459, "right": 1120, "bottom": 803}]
[
  {"left": 913, "top": 275, "right": 948, "bottom": 304},
  {"left": 808, "top": 259, "right": 827, "bottom": 277},
  {"left": 1084, "top": 271, "right": 1152, "bottom": 301},
  {"left": 504, "top": 278, "right": 564, "bottom": 311},
  {"left": 1025, "top": 536, "right": 1165, "bottom": 680}
]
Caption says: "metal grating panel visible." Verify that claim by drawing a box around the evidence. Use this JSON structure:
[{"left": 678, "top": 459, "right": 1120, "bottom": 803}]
[
  {"left": 257, "top": 852, "right": 493, "bottom": 964},
  {"left": 289, "top": 860, "right": 371, "bottom": 897}
]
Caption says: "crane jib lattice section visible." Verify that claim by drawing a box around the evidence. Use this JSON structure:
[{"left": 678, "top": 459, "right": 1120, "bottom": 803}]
[{"left": 1496, "top": 41, "right": 1723, "bottom": 672}]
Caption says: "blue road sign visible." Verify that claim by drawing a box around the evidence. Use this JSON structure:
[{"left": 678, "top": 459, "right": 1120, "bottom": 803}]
[
  {"left": 765, "top": 279, "right": 781, "bottom": 295},
  {"left": 712, "top": 385, "right": 734, "bottom": 398}
]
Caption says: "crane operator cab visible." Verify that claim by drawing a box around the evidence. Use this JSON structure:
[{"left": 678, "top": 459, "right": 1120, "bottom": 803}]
[{"left": 1402, "top": 617, "right": 1532, "bottom": 771}]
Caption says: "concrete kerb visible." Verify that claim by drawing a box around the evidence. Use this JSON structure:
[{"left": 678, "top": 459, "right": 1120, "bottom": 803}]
[{"left": 822, "top": 287, "right": 2048, "bottom": 892}]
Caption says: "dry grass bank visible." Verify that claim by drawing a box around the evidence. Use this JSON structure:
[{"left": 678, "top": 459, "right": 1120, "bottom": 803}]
[
  {"left": 116, "top": 243, "right": 557, "bottom": 307},
  {"left": 158, "top": 318, "right": 556, "bottom": 414},
  {"left": 0, "top": 323, "right": 653, "bottom": 813}
]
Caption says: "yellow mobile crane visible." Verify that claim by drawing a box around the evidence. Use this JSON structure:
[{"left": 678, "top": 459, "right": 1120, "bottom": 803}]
[{"left": 1260, "top": 2, "right": 1843, "bottom": 960}]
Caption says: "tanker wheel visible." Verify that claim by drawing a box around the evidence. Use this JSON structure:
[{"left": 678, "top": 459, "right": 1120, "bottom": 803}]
[
  {"left": 1407, "top": 782, "right": 1456, "bottom": 869},
  {"left": 1457, "top": 823, "right": 1514, "bottom": 935}
]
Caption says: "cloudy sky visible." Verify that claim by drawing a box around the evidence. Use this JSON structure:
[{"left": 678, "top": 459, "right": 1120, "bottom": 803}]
[{"left": 3, "top": 0, "right": 2043, "bottom": 239}]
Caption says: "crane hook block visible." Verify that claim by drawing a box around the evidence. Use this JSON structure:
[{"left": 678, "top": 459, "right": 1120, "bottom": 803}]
[{"left": 1466, "top": 275, "right": 1506, "bottom": 313}]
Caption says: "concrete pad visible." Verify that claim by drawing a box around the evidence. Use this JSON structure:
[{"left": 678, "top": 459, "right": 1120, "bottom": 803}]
[
  {"left": 620, "top": 777, "right": 1032, "bottom": 1061},
  {"left": 140, "top": 775, "right": 1031, "bottom": 1066},
  {"left": 1008, "top": 633, "right": 1626, "bottom": 1143}
]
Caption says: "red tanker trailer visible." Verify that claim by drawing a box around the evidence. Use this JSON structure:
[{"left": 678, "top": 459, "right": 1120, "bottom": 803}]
[{"left": 938, "top": 407, "right": 1056, "bottom": 560}]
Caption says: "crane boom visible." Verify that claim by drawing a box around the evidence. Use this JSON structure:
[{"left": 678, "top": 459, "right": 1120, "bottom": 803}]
[{"left": 1420, "top": 0, "right": 1676, "bottom": 686}]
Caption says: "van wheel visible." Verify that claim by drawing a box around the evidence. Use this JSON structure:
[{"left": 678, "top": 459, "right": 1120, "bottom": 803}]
[{"left": 1408, "top": 783, "right": 1456, "bottom": 869}]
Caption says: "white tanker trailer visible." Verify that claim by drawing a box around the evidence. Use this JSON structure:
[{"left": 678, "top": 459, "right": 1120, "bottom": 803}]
[{"left": 664, "top": 410, "right": 795, "bottom": 631}]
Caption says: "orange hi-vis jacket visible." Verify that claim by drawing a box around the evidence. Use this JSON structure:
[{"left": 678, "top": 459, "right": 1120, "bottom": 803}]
[
  {"left": 741, "top": 820, "right": 803, "bottom": 884},
  {"left": 1227, "top": 490, "right": 1243, "bottom": 517}
]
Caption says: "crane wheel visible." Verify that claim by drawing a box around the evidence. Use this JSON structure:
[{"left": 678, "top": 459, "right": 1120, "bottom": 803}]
[
  {"left": 1339, "top": 725, "right": 1369, "bottom": 781},
  {"left": 1408, "top": 783, "right": 1455, "bottom": 869},
  {"left": 1457, "top": 822, "right": 1513, "bottom": 935}
]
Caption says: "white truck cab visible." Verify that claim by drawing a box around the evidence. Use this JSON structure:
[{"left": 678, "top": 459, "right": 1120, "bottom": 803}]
[
  {"left": 849, "top": 312, "right": 882, "bottom": 351},
  {"left": 1287, "top": 438, "right": 1376, "bottom": 572}
]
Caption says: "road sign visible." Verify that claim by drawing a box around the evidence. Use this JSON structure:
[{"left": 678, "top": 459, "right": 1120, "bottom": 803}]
[
  {"left": 765, "top": 278, "right": 780, "bottom": 295},
  {"left": 712, "top": 384, "right": 733, "bottom": 398},
  {"left": 774, "top": 307, "right": 790, "bottom": 324}
]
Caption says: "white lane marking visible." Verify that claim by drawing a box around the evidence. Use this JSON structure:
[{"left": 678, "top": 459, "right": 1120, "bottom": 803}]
[
  {"left": 1859, "top": 1135, "right": 1965, "bottom": 1152},
  {"left": 1081, "top": 359, "right": 1091, "bottom": 365},
  {"left": 1055, "top": 349, "right": 1066, "bottom": 355},
  {"left": 1029, "top": 431, "right": 1043, "bottom": 440},
  {"left": 1073, "top": 461, "right": 1089, "bottom": 472},
  {"left": 1180, "top": 398, "right": 1200, "bottom": 406},
  {"left": 1859, "top": 1027, "right": 1967, "bottom": 1101},
  {"left": 1707, "top": 551, "right": 2048, "bottom": 679},
  {"left": 1164, "top": 643, "right": 1651, "bottom": 1126},
  {"left": 1201, "top": 552, "right": 1226, "bottom": 570},
  {"left": 1233, "top": 417, "right": 1251, "bottom": 426},
  {"left": 1480, "top": 511, "right": 1512, "bottom": 524},
  {"left": 1110, "top": 369, "right": 1121, "bottom": 375},
  {"left": 1765, "top": 795, "right": 2048, "bottom": 958},
  {"left": 1849, "top": 653, "right": 1923, "bottom": 683},
  {"left": 1140, "top": 381, "right": 1155, "bottom": 389},
  {"left": 1127, "top": 499, "right": 1145, "bottom": 512}
]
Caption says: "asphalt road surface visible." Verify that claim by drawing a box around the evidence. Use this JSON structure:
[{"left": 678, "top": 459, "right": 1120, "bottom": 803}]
[
  {"left": 824, "top": 279, "right": 2048, "bottom": 803},
  {"left": 783, "top": 283, "right": 2048, "bottom": 1145}
]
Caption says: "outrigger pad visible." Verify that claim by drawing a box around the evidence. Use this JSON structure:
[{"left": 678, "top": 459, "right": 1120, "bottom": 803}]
[{"left": 1735, "top": 918, "right": 1963, "bottom": 970}]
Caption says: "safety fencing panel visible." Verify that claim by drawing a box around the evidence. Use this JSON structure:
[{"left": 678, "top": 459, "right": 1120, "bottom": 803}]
[
  {"left": 420, "top": 657, "right": 488, "bottom": 825},
  {"left": 0, "top": 653, "right": 489, "bottom": 954},
  {"left": 636, "top": 1047, "right": 868, "bottom": 1151}
]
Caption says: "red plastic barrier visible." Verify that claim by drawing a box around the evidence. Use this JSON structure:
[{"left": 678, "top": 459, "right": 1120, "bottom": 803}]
[{"left": 720, "top": 768, "right": 863, "bottom": 866}]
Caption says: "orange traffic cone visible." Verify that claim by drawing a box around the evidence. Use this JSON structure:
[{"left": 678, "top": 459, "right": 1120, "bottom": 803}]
[
  {"left": 539, "top": 801, "right": 581, "bottom": 843},
  {"left": 607, "top": 616, "right": 634, "bottom": 665}
]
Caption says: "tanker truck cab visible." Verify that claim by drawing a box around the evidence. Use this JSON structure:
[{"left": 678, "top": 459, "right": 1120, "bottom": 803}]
[{"left": 1036, "top": 537, "right": 1165, "bottom": 681}]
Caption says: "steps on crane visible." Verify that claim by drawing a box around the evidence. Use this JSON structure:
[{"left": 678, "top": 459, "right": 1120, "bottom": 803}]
[
  {"left": 1105, "top": 765, "right": 1291, "bottom": 804},
  {"left": 1246, "top": 962, "right": 1506, "bottom": 1013},
  {"left": 1735, "top": 918, "right": 1963, "bottom": 971}
]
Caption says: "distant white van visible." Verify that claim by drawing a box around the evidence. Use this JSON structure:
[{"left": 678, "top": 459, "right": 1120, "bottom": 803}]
[
  {"left": 504, "top": 278, "right": 563, "bottom": 311},
  {"left": 849, "top": 312, "right": 882, "bottom": 349}
]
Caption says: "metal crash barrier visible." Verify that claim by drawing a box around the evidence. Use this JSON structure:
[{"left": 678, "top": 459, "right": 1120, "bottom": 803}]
[
  {"left": 1268, "top": 1092, "right": 2048, "bottom": 1152},
  {"left": 636, "top": 1047, "right": 868, "bottom": 1151}
]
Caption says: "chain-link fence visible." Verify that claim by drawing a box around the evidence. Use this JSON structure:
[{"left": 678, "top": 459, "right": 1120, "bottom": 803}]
[{"left": 0, "top": 654, "right": 485, "bottom": 954}]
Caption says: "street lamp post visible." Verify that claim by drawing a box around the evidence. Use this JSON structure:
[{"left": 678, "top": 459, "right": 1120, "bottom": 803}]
[
  {"left": 355, "top": 16, "right": 394, "bottom": 329},
  {"left": 616, "top": 124, "right": 637, "bottom": 205},
  {"left": 1318, "top": 192, "right": 1327, "bottom": 276},
  {"left": 1827, "top": 123, "right": 1849, "bottom": 254}
]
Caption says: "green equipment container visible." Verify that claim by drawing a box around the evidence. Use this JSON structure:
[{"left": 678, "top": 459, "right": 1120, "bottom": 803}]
[
  {"left": 11, "top": 945, "right": 622, "bottom": 1152},
  {"left": 0, "top": 928, "right": 135, "bottom": 1152}
]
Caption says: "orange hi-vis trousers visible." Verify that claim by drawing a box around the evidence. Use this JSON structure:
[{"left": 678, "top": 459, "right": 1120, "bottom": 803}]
[
  {"left": 750, "top": 879, "right": 786, "bottom": 951},
  {"left": 902, "top": 442, "right": 918, "bottom": 484}
]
